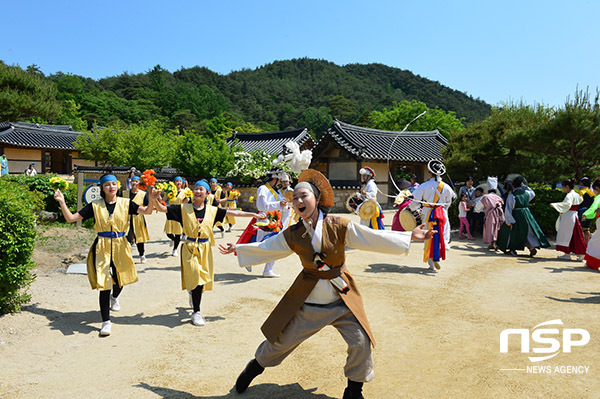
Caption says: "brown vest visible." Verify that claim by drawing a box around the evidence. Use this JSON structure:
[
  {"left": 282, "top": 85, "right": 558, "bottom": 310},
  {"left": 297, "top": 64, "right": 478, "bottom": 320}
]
[{"left": 262, "top": 216, "right": 375, "bottom": 346}]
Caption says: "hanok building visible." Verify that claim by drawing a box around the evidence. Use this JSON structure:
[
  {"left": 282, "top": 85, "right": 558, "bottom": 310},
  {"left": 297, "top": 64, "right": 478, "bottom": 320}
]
[
  {"left": 0, "top": 122, "right": 93, "bottom": 174},
  {"left": 311, "top": 120, "right": 448, "bottom": 210},
  {"left": 226, "top": 127, "right": 315, "bottom": 155}
]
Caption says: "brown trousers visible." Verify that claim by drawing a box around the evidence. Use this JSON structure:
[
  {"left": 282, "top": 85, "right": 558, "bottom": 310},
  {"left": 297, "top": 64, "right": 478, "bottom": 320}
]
[{"left": 255, "top": 300, "right": 374, "bottom": 382}]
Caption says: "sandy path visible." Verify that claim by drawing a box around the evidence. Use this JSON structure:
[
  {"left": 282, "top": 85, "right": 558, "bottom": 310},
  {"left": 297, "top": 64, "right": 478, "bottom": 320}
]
[{"left": 1, "top": 211, "right": 599, "bottom": 398}]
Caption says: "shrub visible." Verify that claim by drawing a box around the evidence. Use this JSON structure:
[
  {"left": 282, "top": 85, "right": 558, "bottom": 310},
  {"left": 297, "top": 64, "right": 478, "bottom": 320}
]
[
  {"left": 3, "top": 174, "right": 78, "bottom": 220},
  {"left": 0, "top": 180, "right": 38, "bottom": 314}
]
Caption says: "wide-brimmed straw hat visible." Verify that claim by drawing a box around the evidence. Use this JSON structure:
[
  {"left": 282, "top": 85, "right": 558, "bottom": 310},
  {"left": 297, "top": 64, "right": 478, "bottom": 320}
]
[{"left": 298, "top": 169, "right": 334, "bottom": 208}]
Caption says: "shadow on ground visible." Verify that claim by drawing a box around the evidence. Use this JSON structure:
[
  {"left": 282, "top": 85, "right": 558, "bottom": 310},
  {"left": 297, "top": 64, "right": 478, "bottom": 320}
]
[
  {"left": 134, "top": 381, "right": 336, "bottom": 398},
  {"left": 365, "top": 263, "right": 436, "bottom": 276}
]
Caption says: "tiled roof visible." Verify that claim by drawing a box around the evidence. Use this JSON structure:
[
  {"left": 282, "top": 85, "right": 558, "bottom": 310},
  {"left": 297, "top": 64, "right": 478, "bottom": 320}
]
[
  {"left": 0, "top": 122, "right": 83, "bottom": 150},
  {"left": 226, "top": 127, "right": 314, "bottom": 155},
  {"left": 315, "top": 120, "right": 447, "bottom": 162}
]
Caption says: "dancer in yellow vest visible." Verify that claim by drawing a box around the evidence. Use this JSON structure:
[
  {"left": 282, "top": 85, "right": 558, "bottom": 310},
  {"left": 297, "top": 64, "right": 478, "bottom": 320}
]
[
  {"left": 223, "top": 182, "right": 239, "bottom": 232},
  {"left": 54, "top": 174, "right": 159, "bottom": 336},
  {"left": 155, "top": 179, "right": 265, "bottom": 326},
  {"left": 219, "top": 169, "right": 434, "bottom": 398},
  {"left": 164, "top": 176, "right": 188, "bottom": 257},
  {"left": 126, "top": 175, "right": 150, "bottom": 263}
]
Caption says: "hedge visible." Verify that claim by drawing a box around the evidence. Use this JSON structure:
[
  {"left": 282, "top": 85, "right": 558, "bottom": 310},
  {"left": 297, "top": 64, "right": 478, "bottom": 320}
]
[{"left": 0, "top": 179, "right": 41, "bottom": 314}]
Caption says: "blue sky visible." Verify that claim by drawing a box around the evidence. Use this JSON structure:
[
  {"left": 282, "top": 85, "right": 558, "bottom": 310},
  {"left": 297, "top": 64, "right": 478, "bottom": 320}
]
[{"left": 3, "top": 0, "right": 598, "bottom": 108}]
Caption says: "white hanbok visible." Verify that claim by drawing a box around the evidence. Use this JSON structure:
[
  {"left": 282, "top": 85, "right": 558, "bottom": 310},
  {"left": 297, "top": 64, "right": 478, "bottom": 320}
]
[
  {"left": 409, "top": 178, "right": 456, "bottom": 247},
  {"left": 551, "top": 190, "right": 586, "bottom": 255}
]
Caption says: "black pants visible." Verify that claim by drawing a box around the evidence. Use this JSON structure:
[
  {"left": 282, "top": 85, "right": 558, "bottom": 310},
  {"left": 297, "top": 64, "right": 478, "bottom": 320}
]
[
  {"left": 99, "top": 264, "right": 122, "bottom": 322},
  {"left": 191, "top": 285, "right": 204, "bottom": 312},
  {"left": 127, "top": 228, "right": 145, "bottom": 256},
  {"left": 167, "top": 234, "right": 181, "bottom": 249}
]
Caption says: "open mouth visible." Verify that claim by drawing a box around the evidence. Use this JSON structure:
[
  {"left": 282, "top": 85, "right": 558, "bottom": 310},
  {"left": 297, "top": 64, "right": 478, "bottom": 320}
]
[{"left": 298, "top": 206, "right": 306, "bottom": 213}]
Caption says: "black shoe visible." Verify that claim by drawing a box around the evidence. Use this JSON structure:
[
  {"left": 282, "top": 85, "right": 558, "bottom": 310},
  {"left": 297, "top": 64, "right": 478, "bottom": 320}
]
[
  {"left": 342, "top": 380, "right": 364, "bottom": 399},
  {"left": 235, "top": 359, "right": 264, "bottom": 394}
]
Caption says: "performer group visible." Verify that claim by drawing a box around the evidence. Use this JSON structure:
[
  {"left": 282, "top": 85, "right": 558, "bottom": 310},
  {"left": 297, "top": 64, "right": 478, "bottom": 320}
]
[{"left": 50, "top": 154, "right": 600, "bottom": 398}]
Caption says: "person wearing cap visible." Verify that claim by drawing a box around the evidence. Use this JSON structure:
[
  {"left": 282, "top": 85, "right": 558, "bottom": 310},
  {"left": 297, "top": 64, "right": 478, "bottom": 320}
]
[
  {"left": 474, "top": 178, "right": 505, "bottom": 250},
  {"left": 0, "top": 154, "right": 8, "bottom": 176},
  {"left": 409, "top": 160, "right": 456, "bottom": 271},
  {"left": 164, "top": 176, "right": 188, "bottom": 257},
  {"left": 208, "top": 178, "right": 227, "bottom": 238},
  {"left": 154, "top": 179, "right": 265, "bottom": 327},
  {"left": 54, "top": 173, "right": 161, "bottom": 336},
  {"left": 408, "top": 174, "right": 419, "bottom": 193},
  {"left": 497, "top": 175, "right": 549, "bottom": 257},
  {"left": 223, "top": 182, "right": 238, "bottom": 232},
  {"left": 126, "top": 175, "right": 150, "bottom": 263},
  {"left": 25, "top": 163, "right": 37, "bottom": 177},
  {"left": 254, "top": 169, "right": 287, "bottom": 277},
  {"left": 219, "top": 169, "right": 434, "bottom": 399},
  {"left": 357, "top": 167, "right": 385, "bottom": 230}
]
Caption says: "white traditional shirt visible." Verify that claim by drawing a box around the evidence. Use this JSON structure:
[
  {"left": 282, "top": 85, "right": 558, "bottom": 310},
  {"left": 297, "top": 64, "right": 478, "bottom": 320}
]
[
  {"left": 409, "top": 178, "right": 456, "bottom": 214},
  {"left": 550, "top": 190, "right": 583, "bottom": 214},
  {"left": 364, "top": 179, "right": 378, "bottom": 201},
  {"left": 256, "top": 184, "right": 283, "bottom": 213},
  {"left": 236, "top": 211, "right": 412, "bottom": 304}
]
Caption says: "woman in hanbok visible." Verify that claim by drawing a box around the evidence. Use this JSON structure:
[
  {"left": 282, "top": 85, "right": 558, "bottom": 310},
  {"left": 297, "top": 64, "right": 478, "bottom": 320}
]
[
  {"left": 54, "top": 174, "right": 159, "bottom": 336},
  {"left": 126, "top": 175, "right": 150, "bottom": 263},
  {"left": 223, "top": 182, "right": 238, "bottom": 232},
  {"left": 497, "top": 175, "right": 550, "bottom": 257},
  {"left": 582, "top": 179, "right": 600, "bottom": 270},
  {"left": 219, "top": 169, "right": 434, "bottom": 399},
  {"left": 155, "top": 180, "right": 264, "bottom": 326},
  {"left": 550, "top": 178, "right": 587, "bottom": 260},
  {"left": 474, "top": 188, "right": 505, "bottom": 250}
]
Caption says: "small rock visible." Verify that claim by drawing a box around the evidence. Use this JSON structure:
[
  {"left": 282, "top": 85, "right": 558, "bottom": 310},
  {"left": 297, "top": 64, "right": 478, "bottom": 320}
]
[{"left": 39, "top": 211, "right": 58, "bottom": 222}]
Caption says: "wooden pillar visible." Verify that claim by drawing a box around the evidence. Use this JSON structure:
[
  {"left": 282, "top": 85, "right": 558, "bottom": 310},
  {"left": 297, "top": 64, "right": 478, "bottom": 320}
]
[{"left": 76, "top": 172, "right": 83, "bottom": 227}]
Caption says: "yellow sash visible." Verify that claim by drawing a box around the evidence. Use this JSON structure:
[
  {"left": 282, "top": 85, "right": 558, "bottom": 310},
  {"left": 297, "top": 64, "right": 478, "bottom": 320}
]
[
  {"left": 86, "top": 198, "right": 137, "bottom": 290},
  {"left": 180, "top": 203, "right": 217, "bottom": 291}
]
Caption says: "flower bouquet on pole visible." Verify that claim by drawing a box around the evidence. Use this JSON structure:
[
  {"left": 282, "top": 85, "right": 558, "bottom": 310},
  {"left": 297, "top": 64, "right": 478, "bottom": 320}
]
[
  {"left": 139, "top": 170, "right": 156, "bottom": 190},
  {"left": 49, "top": 176, "right": 69, "bottom": 191},
  {"left": 155, "top": 181, "right": 178, "bottom": 202}
]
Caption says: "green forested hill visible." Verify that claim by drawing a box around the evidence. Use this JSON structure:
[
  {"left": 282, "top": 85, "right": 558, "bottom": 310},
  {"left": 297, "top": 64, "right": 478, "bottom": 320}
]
[{"left": 44, "top": 58, "right": 490, "bottom": 132}]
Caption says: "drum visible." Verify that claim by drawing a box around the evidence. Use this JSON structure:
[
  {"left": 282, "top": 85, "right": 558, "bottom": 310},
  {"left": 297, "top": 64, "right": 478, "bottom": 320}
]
[
  {"left": 346, "top": 193, "right": 364, "bottom": 213},
  {"left": 283, "top": 190, "right": 294, "bottom": 203},
  {"left": 358, "top": 200, "right": 378, "bottom": 220},
  {"left": 399, "top": 209, "right": 417, "bottom": 231}
]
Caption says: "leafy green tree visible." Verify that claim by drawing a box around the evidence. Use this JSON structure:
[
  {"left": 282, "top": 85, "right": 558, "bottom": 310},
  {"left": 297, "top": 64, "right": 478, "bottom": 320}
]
[
  {"left": 0, "top": 62, "right": 61, "bottom": 121},
  {"left": 172, "top": 131, "right": 236, "bottom": 177},
  {"left": 297, "top": 106, "right": 332, "bottom": 139},
  {"left": 368, "top": 100, "right": 465, "bottom": 137},
  {"left": 56, "top": 99, "right": 88, "bottom": 132},
  {"left": 329, "top": 95, "right": 357, "bottom": 122}
]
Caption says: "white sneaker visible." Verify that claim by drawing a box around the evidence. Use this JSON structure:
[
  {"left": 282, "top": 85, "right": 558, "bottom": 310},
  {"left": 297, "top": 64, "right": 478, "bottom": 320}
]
[
  {"left": 140, "top": 255, "right": 147, "bottom": 264},
  {"left": 110, "top": 296, "right": 120, "bottom": 311},
  {"left": 557, "top": 253, "right": 572, "bottom": 260},
  {"left": 191, "top": 311, "right": 205, "bottom": 326},
  {"left": 262, "top": 271, "right": 280, "bottom": 278},
  {"left": 172, "top": 249, "right": 178, "bottom": 257},
  {"left": 100, "top": 321, "right": 112, "bottom": 336},
  {"left": 577, "top": 254, "right": 585, "bottom": 261}
]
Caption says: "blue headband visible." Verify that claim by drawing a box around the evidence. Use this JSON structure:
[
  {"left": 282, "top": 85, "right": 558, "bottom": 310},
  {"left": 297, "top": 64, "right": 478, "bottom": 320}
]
[
  {"left": 131, "top": 176, "right": 140, "bottom": 181},
  {"left": 227, "top": 182, "right": 233, "bottom": 186},
  {"left": 194, "top": 180, "right": 210, "bottom": 191},
  {"left": 209, "top": 178, "right": 217, "bottom": 183},
  {"left": 99, "top": 174, "right": 118, "bottom": 185},
  {"left": 174, "top": 176, "right": 183, "bottom": 182}
]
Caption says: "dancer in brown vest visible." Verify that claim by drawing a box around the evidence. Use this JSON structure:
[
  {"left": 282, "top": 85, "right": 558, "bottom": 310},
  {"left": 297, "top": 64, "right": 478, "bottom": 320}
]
[{"left": 220, "top": 169, "right": 434, "bottom": 399}]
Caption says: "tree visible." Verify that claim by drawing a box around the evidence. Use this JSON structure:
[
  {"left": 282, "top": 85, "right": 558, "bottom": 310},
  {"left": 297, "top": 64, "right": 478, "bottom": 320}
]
[
  {"left": 297, "top": 106, "right": 332, "bottom": 139},
  {"left": 56, "top": 99, "right": 88, "bottom": 132},
  {"left": 0, "top": 62, "right": 61, "bottom": 121},
  {"left": 329, "top": 95, "right": 357, "bottom": 122},
  {"left": 172, "top": 132, "right": 236, "bottom": 178},
  {"left": 368, "top": 100, "right": 465, "bottom": 137}
]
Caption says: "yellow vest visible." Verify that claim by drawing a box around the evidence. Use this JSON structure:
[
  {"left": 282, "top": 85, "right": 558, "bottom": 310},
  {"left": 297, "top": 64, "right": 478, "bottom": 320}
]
[
  {"left": 180, "top": 203, "right": 217, "bottom": 291},
  {"left": 224, "top": 190, "right": 237, "bottom": 225},
  {"left": 129, "top": 190, "right": 149, "bottom": 243},
  {"left": 86, "top": 198, "right": 138, "bottom": 290},
  {"left": 164, "top": 189, "right": 187, "bottom": 235},
  {"left": 208, "top": 187, "right": 224, "bottom": 227}
]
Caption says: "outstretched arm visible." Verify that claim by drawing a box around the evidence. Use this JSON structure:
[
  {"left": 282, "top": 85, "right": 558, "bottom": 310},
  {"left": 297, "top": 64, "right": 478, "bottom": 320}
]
[
  {"left": 53, "top": 189, "right": 83, "bottom": 223},
  {"left": 226, "top": 209, "right": 266, "bottom": 219},
  {"left": 219, "top": 232, "right": 293, "bottom": 267}
]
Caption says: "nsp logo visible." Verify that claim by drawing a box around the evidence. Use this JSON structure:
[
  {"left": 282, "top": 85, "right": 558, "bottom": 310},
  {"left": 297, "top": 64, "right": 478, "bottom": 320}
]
[{"left": 500, "top": 319, "right": 590, "bottom": 362}]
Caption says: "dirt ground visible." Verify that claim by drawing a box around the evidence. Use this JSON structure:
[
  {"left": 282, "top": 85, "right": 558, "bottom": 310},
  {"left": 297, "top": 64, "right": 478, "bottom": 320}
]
[{"left": 1, "top": 211, "right": 599, "bottom": 399}]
